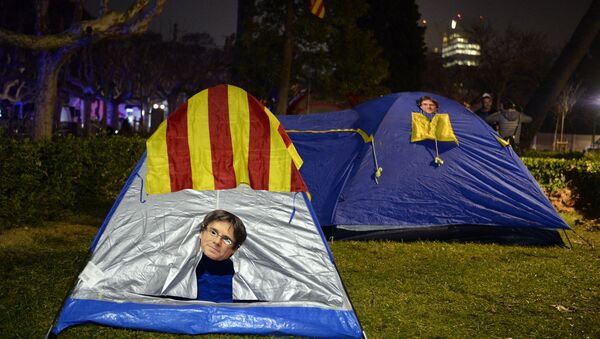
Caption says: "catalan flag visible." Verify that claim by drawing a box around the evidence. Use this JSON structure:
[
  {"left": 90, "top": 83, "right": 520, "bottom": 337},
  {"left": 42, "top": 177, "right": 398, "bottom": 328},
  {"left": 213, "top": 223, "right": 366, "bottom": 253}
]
[
  {"left": 309, "top": 0, "right": 325, "bottom": 19},
  {"left": 146, "top": 85, "right": 307, "bottom": 195}
]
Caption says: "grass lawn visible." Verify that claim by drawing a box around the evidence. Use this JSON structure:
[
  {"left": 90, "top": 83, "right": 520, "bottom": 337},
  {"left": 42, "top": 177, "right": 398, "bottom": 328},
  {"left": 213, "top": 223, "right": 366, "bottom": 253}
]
[{"left": 0, "top": 213, "right": 598, "bottom": 338}]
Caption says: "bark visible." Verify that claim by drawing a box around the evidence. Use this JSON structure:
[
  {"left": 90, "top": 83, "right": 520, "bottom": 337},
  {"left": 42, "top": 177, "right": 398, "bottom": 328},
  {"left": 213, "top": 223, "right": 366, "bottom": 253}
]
[
  {"left": 0, "top": 0, "right": 166, "bottom": 51},
  {"left": 141, "top": 100, "right": 151, "bottom": 132},
  {"left": 110, "top": 99, "right": 120, "bottom": 130},
  {"left": 83, "top": 94, "right": 93, "bottom": 136},
  {"left": 32, "top": 51, "right": 63, "bottom": 139},
  {"left": 521, "top": 0, "right": 600, "bottom": 148},
  {"left": 167, "top": 93, "right": 178, "bottom": 116},
  {"left": 101, "top": 98, "right": 108, "bottom": 128}
]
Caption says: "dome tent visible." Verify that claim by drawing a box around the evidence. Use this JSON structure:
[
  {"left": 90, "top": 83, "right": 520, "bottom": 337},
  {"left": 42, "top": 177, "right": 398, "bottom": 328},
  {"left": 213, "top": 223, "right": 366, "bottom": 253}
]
[
  {"left": 279, "top": 92, "right": 569, "bottom": 245},
  {"left": 49, "top": 85, "right": 363, "bottom": 338}
]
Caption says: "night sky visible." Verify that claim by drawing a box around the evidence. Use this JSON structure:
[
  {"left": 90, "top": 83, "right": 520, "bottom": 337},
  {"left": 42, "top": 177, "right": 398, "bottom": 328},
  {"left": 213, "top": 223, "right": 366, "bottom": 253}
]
[
  {"left": 133, "top": 0, "right": 593, "bottom": 51},
  {"left": 83, "top": 0, "right": 237, "bottom": 46},
  {"left": 148, "top": 0, "right": 237, "bottom": 45},
  {"left": 416, "top": 0, "right": 592, "bottom": 50}
]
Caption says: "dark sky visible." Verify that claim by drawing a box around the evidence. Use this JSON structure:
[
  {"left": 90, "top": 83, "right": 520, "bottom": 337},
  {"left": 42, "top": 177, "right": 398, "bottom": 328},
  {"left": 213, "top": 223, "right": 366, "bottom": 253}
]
[
  {"left": 88, "top": 1, "right": 592, "bottom": 50},
  {"left": 148, "top": 0, "right": 237, "bottom": 44},
  {"left": 416, "top": 0, "right": 593, "bottom": 50},
  {"left": 83, "top": 0, "right": 237, "bottom": 46}
]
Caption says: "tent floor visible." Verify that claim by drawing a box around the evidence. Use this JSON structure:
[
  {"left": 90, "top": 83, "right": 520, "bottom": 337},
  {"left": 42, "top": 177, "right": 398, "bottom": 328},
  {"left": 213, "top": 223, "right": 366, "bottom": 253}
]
[{"left": 325, "top": 225, "right": 565, "bottom": 246}]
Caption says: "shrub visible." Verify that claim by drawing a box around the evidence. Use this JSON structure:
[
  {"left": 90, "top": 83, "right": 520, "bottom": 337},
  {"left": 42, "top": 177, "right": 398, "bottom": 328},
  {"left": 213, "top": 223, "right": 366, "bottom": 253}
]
[
  {"left": 522, "top": 157, "right": 600, "bottom": 218},
  {"left": 566, "top": 160, "right": 600, "bottom": 216},
  {"left": 0, "top": 135, "right": 145, "bottom": 229},
  {"left": 521, "top": 150, "right": 584, "bottom": 160}
]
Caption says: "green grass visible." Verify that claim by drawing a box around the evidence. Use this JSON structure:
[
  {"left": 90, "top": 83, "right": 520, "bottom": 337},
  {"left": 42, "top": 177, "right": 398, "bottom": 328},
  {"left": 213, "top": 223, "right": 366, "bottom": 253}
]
[{"left": 1, "top": 215, "right": 598, "bottom": 338}]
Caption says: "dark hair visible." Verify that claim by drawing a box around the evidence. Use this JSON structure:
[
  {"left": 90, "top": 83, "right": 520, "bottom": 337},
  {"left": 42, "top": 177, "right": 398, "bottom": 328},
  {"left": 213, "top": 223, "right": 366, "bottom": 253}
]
[
  {"left": 418, "top": 96, "right": 439, "bottom": 108},
  {"left": 200, "top": 210, "right": 247, "bottom": 248}
]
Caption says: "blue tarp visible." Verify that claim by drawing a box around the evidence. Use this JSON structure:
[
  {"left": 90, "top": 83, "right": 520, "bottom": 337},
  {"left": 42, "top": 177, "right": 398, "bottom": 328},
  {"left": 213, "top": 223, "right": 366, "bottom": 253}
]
[
  {"left": 279, "top": 92, "right": 569, "bottom": 231},
  {"left": 55, "top": 298, "right": 362, "bottom": 338}
]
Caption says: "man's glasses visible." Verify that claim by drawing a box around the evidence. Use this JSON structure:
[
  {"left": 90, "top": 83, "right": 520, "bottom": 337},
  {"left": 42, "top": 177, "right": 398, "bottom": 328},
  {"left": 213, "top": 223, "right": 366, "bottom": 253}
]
[{"left": 206, "top": 227, "right": 235, "bottom": 247}]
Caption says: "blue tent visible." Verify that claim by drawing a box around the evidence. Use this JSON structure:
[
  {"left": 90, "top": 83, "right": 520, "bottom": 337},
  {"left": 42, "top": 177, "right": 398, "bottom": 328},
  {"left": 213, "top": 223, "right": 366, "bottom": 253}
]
[{"left": 279, "top": 92, "right": 569, "bottom": 244}]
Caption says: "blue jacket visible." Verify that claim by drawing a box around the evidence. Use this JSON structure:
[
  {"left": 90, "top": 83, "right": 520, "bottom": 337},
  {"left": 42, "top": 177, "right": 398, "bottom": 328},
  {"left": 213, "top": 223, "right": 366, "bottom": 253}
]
[{"left": 196, "top": 256, "right": 234, "bottom": 302}]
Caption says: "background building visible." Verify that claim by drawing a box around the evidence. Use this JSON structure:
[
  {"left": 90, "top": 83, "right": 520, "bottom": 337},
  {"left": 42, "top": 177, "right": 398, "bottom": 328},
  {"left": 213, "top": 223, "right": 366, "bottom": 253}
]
[{"left": 441, "top": 18, "right": 480, "bottom": 68}]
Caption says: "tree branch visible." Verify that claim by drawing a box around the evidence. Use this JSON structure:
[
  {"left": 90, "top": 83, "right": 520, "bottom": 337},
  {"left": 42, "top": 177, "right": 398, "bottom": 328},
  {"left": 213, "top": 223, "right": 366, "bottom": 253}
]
[
  {"left": 0, "top": 0, "right": 166, "bottom": 50},
  {"left": 34, "top": 0, "right": 49, "bottom": 35},
  {"left": 100, "top": 0, "right": 109, "bottom": 17}
]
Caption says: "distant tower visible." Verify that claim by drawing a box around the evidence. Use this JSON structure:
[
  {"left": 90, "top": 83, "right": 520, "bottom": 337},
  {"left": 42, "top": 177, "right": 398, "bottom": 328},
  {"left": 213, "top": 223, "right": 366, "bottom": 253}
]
[{"left": 441, "top": 16, "right": 480, "bottom": 68}]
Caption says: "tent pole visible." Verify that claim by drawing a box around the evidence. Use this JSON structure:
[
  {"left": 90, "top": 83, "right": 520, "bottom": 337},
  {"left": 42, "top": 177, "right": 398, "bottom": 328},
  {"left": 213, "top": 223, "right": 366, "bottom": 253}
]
[
  {"left": 370, "top": 138, "right": 382, "bottom": 184},
  {"left": 569, "top": 229, "right": 595, "bottom": 249},
  {"left": 562, "top": 229, "right": 573, "bottom": 249},
  {"left": 434, "top": 139, "right": 444, "bottom": 166}
]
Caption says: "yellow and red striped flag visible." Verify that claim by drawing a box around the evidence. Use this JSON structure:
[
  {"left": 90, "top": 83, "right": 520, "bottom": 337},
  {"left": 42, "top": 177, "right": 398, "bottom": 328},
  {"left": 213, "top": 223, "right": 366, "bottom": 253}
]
[
  {"left": 309, "top": 0, "right": 325, "bottom": 19},
  {"left": 146, "top": 84, "right": 307, "bottom": 195}
]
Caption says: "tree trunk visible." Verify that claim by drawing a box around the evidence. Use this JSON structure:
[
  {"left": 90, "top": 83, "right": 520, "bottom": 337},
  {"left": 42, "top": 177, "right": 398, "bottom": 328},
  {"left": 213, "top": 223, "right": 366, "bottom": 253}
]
[
  {"left": 32, "top": 51, "right": 63, "bottom": 140},
  {"left": 276, "top": 0, "right": 294, "bottom": 115},
  {"left": 110, "top": 99, "right": 120, "bottom": 130},
  {"left": 232, "top": 0, "right": 252, "bottom": 84},
  {"left": 101, "top": 98, "right": 108, "bottom": 128},
  {"left": 167, "top": 93, "right": 178, "bottom": 116},
  {"left": 53, "top": 94, "right": 62, "bottom": 133},
  {"left": 83, "top": 95, "right": 93, "bottom": 137},
  {"left": 141, "top": 100, "right": 151, "bottom": 133},
  {"left": 521, "top": 0, "right": 600, "bottom": 149}
]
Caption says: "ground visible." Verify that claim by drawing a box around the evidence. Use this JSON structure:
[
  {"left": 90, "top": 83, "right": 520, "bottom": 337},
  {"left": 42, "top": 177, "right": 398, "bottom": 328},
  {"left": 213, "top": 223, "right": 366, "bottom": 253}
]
[{"left": 0, "top": 212, "right": 598, "bottom": 338}]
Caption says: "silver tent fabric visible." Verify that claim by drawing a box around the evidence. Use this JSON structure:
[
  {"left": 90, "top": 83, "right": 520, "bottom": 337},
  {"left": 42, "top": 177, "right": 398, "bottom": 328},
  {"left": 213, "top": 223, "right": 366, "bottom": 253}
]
[{"left": 73, "top": 159, "right": 351, "bottom": 310}]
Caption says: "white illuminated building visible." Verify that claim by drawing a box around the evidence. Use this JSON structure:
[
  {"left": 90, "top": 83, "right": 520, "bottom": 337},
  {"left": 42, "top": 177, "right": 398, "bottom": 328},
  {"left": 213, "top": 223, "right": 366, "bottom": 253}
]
[{"left": 441, "top": 19, "right": 480, "bottom": 68}]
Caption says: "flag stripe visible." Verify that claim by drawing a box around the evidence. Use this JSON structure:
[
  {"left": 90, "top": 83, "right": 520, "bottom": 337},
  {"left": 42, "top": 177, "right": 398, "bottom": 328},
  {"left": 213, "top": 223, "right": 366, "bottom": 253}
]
[
  {"left": 247, "top": 94, "right": 271, "bottom": 190},
  {"left": 310, "top": 0, "right": 325, "bottom": 18},
  {"left": 188, "top": 90, "right": 215, "bottom": 190},
  {"left": 277, "top": 124, "right": 293, "bottom": 147},
  {"left": 268, "top": 124, "right": 291, "bottom": 191},
  {"left": 208, "top": 85, "right": 236, "bottom": 189},
  {"left": 227, "top": 86, "right": 251, "bottom": 187},
  {"left": 316, "top": 2, "right": 325, "bottom": 18},
  {"left": 145, "top": 121, "right": 171, "bottom": 194},
  {"left": 290, "top": 157, "right": 307, "bottom": 192},
  {"left": 166, "top": 102, "right": 193, "bottom": 191}
]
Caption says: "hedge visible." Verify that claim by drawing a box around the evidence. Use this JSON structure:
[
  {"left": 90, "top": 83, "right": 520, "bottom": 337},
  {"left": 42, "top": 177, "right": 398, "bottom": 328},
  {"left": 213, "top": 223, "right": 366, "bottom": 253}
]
[
  {"left": 0, "top": 135, "right": 145, "bottom": 229},
  {"left": 1, "top": 135, "right": 599, "bottom": 229},
  {"left": 520, "top": 149, "right": 586, "bottom": 160},
  {"left": 522, "top": 157, "right": 600, "bottom": 217}
]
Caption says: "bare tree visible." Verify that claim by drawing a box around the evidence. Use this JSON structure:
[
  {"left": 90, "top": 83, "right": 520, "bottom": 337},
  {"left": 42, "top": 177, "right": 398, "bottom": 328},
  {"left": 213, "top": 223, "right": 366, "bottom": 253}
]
[
  {"left": 96, "top": 40, "right": 135, "bottom": 131},
  {"left": 466, "top": 22, "right": 554, "bottom": 109},
  {"left": 553, "top": 82, "right": 581, "bottom": 151},
  {"left": 94, "top": 36, "right": 144, "bottom": 131},
  {"left": 156, "top": 32, "right": 233, "bottom": 113},
  {"left": 0, "top": 52, "right": 34, "bottom": 105},
  {"left": 0, "top": 47, "right": 35, "bottom": 135},
  {"left": 522, "top": 0, "right": 600, "bottom": 149},
  {"left": 0, "top": 0, "right": 166, "bottom": 140},
  {"left": 63, "top": 45, "right": 101, "bottom": 136},
  {"left": 127, "top": 33, "right": 163, "bottom": 133}
]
